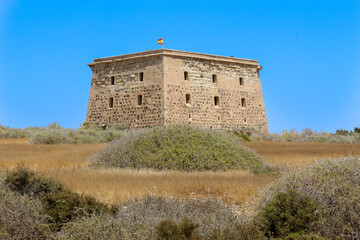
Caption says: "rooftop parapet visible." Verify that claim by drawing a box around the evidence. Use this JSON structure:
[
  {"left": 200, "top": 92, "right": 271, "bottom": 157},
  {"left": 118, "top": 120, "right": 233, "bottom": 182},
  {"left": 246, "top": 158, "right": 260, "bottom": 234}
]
[{"left": 87, "top": 49, "right": 259, "bottom": 67}]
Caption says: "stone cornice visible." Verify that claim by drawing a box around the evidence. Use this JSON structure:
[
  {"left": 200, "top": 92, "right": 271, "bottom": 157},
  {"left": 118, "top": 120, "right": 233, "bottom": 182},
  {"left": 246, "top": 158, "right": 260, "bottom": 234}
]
[{"left": 87, "top": 49, "right": 260, "bottom": 67}]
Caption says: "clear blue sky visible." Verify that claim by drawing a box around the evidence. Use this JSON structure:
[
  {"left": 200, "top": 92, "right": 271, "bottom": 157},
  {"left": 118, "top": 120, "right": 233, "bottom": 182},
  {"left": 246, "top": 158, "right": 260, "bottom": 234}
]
[{"left": 0, "top": 0, "right": 359, "bottom": 133}]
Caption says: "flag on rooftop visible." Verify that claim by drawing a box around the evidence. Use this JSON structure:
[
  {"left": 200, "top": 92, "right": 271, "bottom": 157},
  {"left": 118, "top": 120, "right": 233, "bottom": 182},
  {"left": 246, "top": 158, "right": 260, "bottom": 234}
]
[{"left": 158, "top": 38, "right": 163, "bottom": 45}]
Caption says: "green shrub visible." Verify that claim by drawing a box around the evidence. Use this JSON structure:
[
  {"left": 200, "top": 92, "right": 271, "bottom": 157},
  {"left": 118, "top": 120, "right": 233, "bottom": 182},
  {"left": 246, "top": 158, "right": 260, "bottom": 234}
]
[
  {"left": 209, "top": 223, "right": 266, "bottom": 240},
  {"left": 0, "top": 182, "right": 52, "bottom": 239},
  {"left": 0, "top": 127, "right": 28, "bottom": 138},
  {"left": 79, "top": 121, "right": 100, "bottom": 130},
  {"left": 257, "top": 157, "right": 360, "bottom": 239},
  {"left": 5, "top": 166, "right": 64, "bottom": 195},
  {"left": 230, "top": 129, "right": 252, "bottom": 141},
  {"left": 109, "top": 123, "right": 127, "bottom": 131},
  {"left": 47, "top": 122, "right": 63, "bottom": 129},
  {"left": 237, "top": 127, "right": 360, "bottom": 143},
  {"left": 90, "top": 125, "right": 269, "bottom": 173},
  {"left": 156, "top": 218, "right": 201, "bottom": 240},
  {"left": 29, "top": 128, "right": 123, "bottom": 144},
  {"left": 5, "top": 167, "right": 116, "bottom": 231},
  {"left": 335, "top": 129, "right": 350, "bottom": 136},
  {"left": 255, "top": 190, "right": 318, "bottom": 238}
]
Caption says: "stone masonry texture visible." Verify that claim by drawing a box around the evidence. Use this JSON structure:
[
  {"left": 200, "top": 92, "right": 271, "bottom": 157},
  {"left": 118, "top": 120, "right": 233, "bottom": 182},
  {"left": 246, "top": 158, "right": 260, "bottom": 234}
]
[{"left": 86, "top": 49, "right": 268, "bottom": 133}]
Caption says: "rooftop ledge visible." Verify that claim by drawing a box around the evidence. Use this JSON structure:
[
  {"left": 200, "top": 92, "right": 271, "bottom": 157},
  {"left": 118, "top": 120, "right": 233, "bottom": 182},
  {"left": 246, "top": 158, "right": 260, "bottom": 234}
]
[{"left": 87, "top": 49, "right": 260, "bottom": 67}]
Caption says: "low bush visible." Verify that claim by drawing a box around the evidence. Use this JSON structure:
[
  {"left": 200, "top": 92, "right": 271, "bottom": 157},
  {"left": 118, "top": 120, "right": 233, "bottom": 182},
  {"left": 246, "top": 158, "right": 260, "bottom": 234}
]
[
  {"left": 256, "top": 156, "right": 360, "bottom": 239},
  {"left": 0, "top": 127, "right": 28, "bottom": 138},
  {"left": 209, "top": 223, "right": 266, "bottom": 240},
  {"left": 5, "top": 167, "right": 116, "bottom": 231},
  {"left": 90, "top": 125, "right": 269, "bottom": 173},
  {"left": 0, "top": 122, "right": 124, "bottom": 144},
  {"left": 57, "top": 196, "right": 242, "bottom": 239},
  {"left": 29, "top": 128, "right": 124, "bottom": 144},
  {"left": 255, "top": 190, "right": 318, "bottom": 238},
  {"left": 156, "top": 218, "right": 201, "bottom": 240},
  {"left": 233, "top": 127, "right": 360, "bottom": 144},
  {"left": 0, "top": 182, "right": 52, "bottom": 240}
]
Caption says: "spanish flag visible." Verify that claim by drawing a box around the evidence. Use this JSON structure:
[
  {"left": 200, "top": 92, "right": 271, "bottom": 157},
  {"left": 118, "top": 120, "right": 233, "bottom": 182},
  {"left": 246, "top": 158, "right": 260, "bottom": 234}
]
[{"left": 158, "top": 38, "right": 163, "bottom": 45}]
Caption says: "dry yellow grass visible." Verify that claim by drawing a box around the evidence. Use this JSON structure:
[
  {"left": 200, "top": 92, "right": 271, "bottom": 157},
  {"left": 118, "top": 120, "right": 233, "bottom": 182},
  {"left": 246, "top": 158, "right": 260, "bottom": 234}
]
[
  {"left": 36, "top": 168, "right": 276, "bottom": 206},
  {"left": 0, "top": 139, "right": 359, "bottom": 208},
  {"left": 0, "top": 139, "right": 103, "bottom": 169},
  {"left": 243, "top": 141, "right": 360, "bottom": 169}
]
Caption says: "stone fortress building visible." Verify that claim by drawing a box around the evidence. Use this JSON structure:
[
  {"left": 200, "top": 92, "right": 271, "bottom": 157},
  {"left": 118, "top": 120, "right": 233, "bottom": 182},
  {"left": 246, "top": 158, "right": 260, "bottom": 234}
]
[{"left": 86, "top": 49, "right": 268, "bottom": 133}]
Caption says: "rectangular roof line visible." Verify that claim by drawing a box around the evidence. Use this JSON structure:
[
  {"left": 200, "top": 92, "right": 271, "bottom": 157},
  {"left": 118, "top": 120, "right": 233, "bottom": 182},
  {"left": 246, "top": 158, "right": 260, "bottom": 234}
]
[{"left": 87, "top": 49, "right": 259, "bottom": 66}]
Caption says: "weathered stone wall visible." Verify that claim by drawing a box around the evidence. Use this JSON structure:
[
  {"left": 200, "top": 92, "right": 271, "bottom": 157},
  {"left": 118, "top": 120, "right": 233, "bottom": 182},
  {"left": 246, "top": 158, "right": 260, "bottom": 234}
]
[
  {"left": 86, "top": 49, "right": 268, "bottom": 133},
  {"left": 163, "top": 55, "right": 268, "bottom": 132},
  {"left": 86, "top": 55, "right": 164, "bottom": 128}
]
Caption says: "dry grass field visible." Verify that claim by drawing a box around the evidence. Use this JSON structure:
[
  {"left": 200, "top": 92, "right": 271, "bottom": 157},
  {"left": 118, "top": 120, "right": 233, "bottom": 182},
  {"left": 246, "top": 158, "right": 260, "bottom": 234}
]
[
  {"left": 243, "top": 141, "right": 360, "bottom": 169},
  {"left": 1, "top": 138, "right": 359, "bottom": 211}
]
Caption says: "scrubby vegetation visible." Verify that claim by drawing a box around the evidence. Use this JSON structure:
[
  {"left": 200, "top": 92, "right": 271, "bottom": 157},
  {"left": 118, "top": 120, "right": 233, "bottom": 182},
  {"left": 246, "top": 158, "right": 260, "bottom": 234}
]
[
  {"left": 4, "top": 167, "right": 116, "bottom": 231},
  {"left": 2, "top": 121, "right": 359, "bottom": 144},
  {"left": 0, "top": 183, "right": 52, "bottom": 240},
  {"left": 90, "top": 125, "right": 269, "bottom": 173},
  {"left": 255, "top": 156, "right": 360, "bottom": 239},
  {"left": 0, "top": 122, "right": 124, "bottom": 144},
  {"left": 2, "top": 157, "right": 360, "bottom": 239},
  {"left": 231, "top": 127, "right": 360, "bottom": 144},
  {"left": 0, "top": 167, "right": 263, "bottom": 239},
  {"left": 57, "top": 196, "right": 255, "bottom": 240},
  {"left": 0, "top": 124, "right": 28, "bottom": 138}
]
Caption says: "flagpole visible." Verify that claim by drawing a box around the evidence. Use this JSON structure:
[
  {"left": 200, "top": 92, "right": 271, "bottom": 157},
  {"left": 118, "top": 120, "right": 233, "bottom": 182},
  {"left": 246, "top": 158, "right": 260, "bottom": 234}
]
[{"left": 162, "top": 36, "right": 164, "bottom": 49}]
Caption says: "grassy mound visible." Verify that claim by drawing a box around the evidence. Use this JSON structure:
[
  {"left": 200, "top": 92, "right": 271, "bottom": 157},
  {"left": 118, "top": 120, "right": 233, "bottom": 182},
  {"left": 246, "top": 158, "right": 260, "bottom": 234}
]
[
  {"left": 255, "top": 156, "right": 360, "bottom": 239},
  {"left": 90, "top": 125, "right": 268, "bottom": 173}
]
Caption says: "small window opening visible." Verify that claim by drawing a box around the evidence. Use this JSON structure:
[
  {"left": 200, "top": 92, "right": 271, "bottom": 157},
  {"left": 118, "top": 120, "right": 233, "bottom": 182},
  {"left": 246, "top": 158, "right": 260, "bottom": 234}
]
[
  {"left": 111, "top": 76, "right": 115, "bottom": 85},
  {"left": 244, "top": 118, "right": 247, "bottom": 123},
  {"left": 109, "top": 97, "right": 114, "bottom": 108},
  {"left": 139, "top": 72, "right": 144, "bottom": 82},
  {"left": 108, "top": 117, "right": 111, "bottom": 123},
  {"left": 184, "top": 71, "right": 189, "bottom": 81},
  {"left": 189, "top": 114, "right": 191, "bottom": 120},
  {"left": 186, "top": 94, "right": 191, "bottom": 104},
  {"left": 214, "top": 96, "right": 220, "bottom": 106},
  {"left": 212, "top": 74, "right": 217, "bottom": 84},
  {"left": 137, "top": 95, "right": 143, "bottom": 106},
  {"left": 241, "top": 98, "right": 246, "bottom": 108},
  {"left": 239, "top": 77, "right": 244, "bottom": 86}
]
